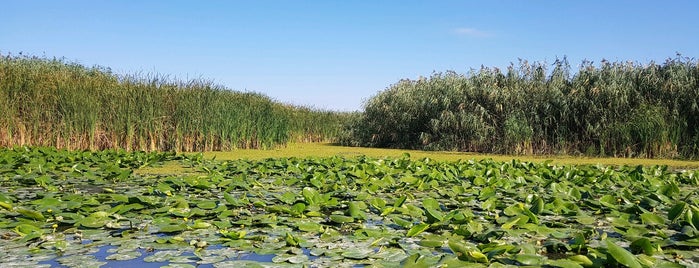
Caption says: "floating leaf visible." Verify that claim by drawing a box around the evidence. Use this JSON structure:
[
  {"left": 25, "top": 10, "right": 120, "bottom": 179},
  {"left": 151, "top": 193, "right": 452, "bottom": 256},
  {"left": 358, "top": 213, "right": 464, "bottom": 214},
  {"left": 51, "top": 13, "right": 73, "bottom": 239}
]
[
  {"left": 546, "top": 259, "right": 584, "bottom": 268},
  {"left": 691, "top": 206, "right": 699, "bottom": 230},
  {"left": 285, "top": 232, "right": 300, "bottom": 247},
  {"left": 192, "top": 220, "right": 212, "bottom": 229},
  {"left": 668, "top": 202, "right": 686, "bottom": 222},
  {"left": 606, "top": 240, "right": 642, "bottom": 268},
  {"left": 401, "top": 253, "right": 431, "bottom": 268},
  {"left": 15, "top": 208, "right": 45, "bottom": 221},
  {"left": 329, "top": 214, "right": 354, "bottom": 224},
  {"left": 196, "top": 201, "right": 217, "bottom": 209},
  {"left": 425, "top": 207, "right": 444, "bottom": 223},
  {"left": 530, "top": 196, "right": 545, "bottom": 214},
  {"left": 106, "top": 251, "right": 142, "bottom": 261},
  {"left": 341, "top": 248, "right": 373, "bottom": 260},
  {"left": 407, "top": 223, "right": 430, "bottom": 237},
  {"left": 157, "top": 222, "right": 188, "bottom": 233},
  {"left": 502, "top": 215, "right": 529, "bottom": 230},
  {"left": 393, "top": 195, "right": 407, "bottom": 208},
  {"left": 515, "top": 254, "right": 544, "bottom": 266},
  {"left": 297, "top": 221, "right": 323, "bottom": 233},
  {"left": 0, "top": 201, "right": 13, "bottom": 210},
  {"left": 302, "top": 187, "right": 320, "bottom": 206},
  {"left": 640, "top": 212, "right": 664, "bottom": 226},
  {"left": 13, "top": 224, "right": 42, "bottom": 236},
  {"left": 348, "top": 201, "right": 366, "bottom": 219},
  {"left": 599, "top": 195, "right": 618, "bottom": 208},
  {"left": 630, "top": 238, "right": 655, "bottom": 256},
  {"left": 278, "top": 191, "right": 297, "bottom": 205}
]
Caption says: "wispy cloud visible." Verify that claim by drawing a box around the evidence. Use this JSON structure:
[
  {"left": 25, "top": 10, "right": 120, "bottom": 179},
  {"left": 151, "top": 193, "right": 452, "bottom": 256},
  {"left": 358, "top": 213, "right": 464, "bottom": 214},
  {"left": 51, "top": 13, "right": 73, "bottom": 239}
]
[{"left": 453, "top": 27, "right": 493, "bottom": 38}]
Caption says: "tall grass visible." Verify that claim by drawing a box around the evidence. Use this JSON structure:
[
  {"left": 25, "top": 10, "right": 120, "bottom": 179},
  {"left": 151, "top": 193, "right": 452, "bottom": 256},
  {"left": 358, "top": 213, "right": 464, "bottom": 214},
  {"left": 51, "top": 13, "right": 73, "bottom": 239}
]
[
  {"left": 342, "top": 55, "right": 699, "bottom": 159},
  {"left": 0, "top": 53, "right": 348, "bottom": 151}
]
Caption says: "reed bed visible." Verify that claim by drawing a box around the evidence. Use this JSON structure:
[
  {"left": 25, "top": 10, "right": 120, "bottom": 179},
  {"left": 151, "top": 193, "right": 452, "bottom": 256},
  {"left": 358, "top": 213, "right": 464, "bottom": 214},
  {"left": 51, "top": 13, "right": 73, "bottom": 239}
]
[
  {"left": 0, "top": 54, "right": 348, "bottom": 151},
  {"left": 342, "top": 56, "right": 699, "bottom": 159}
]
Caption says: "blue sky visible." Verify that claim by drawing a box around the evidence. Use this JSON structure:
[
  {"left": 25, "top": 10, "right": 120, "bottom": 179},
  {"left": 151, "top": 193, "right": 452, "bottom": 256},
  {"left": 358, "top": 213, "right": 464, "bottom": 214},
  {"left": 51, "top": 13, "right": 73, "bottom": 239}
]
[{"left": 2, "top": 1, "right": 698, "bottom": 111}]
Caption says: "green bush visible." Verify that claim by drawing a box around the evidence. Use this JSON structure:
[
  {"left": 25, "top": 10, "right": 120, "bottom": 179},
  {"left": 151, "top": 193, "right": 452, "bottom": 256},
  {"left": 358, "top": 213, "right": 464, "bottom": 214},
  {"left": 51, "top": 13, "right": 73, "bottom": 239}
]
[{"left": 344, "top": 56, "right": 699, "bottom": 159}]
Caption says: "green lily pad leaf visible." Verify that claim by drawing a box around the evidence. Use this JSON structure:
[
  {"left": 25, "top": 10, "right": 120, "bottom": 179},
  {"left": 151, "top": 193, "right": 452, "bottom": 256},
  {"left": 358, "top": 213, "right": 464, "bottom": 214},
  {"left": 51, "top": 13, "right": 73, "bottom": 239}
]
[
  {"left": 521, "top": 207, "right": 539, "bottom": 224},
  {"left": 14, "top": 223, "right": 42, "bottom": 236},
  {"left": 219, "top": 229, "right": 246, "bottom": 239},
  {"left": 668, "top": 202, "right": 686, "bottom": 222},
  {"left": 691, "top": 206, "right": 699, "bottom": 230},
  {"left": 78, "top": 217, "right": 109, "bottom": 228},
  {"left": 0, "top": 193, "right": 12, "bottom": 204},
  {"left": 568, "top": 255, "right": 593, "bottom": 267},
  {"left": 88, "top": 211, "right": 110, "bottom": 218},
  {"left": 575, "top": 215, "right": 596, "bottom": 225},
  {"left": 374, "top": 248, "right": 408, "bottom": 262},
  {"left": 503, "top": 204, "right": 523, "bottom": 216},
  {"left": 285, "top": 232, "right": 300, "bottom": 247},
  {"left": 422, "top": 198, "right": 440, "bottom": 210},
  {"left": 196, "top": 201, "right": 217, "bottom": 209},
  {"left": 57, "top": 254, "right": 107, "bottom": 268},
  {"left": 106, "top": 250, "right": 142, "bottom": 261},
  {"left": 401, "top": 253, "right": 432, "bottom": 268},
  {"left": 116, "top": 203, "right": 144, "bottom": 214},
  {"left": 640, "top": 212, "right": 664, "bottom": 225},
  {"left": 19, "top": 229, "right": 43, "bottom": 242},
  {"left": 530, "top": 196, "right": 545, "bottom": 214},
  {"left": 169, "top": 255, "right": 199, "bottom": 263},
  {"left": 448, "top": 240, "right": 475, "bottom": 260},
  {"left": 515, "top": 254, "right": 544, "bottom": 265},
  {"left": 129, "top": 195, "right": 159, "bottom": 207},
  {"left": 546, "top": 259, "right": 584, "bottom": 268},
  {"left": 502, "top": 215, "right": 529, "bottom": 230},
  {"left": 329, "top": 214, "right": 354, "bottom": 224},
  {"left": 380, "top": 206, "right": 395, "bottom": 216},
  {"left": 467, "top": 250, "right": 488, "bottom": 263},
  {"left": 302, "top": 187, "right": 320, "bottom": 206},
  {"left": 0, "top": 201, "right": 12, "bottom": 210},
  {"left": 158, "top": 223, "right": 188, "bottom": 233},
  {"left": 389, "top": 215, "right": 412, "bottom": 228},
  {"left": 162, "top": 263, "right": 196, "bottom": 268},
  {"left": 686, "top": 208, "right": 696, "bottom": 229},
  {"left": 289, "top": 202, "right": 305, "bottom": 216},
  {"left": 650, "top": 260, "right": 686, "bottom": 268},
  {"left": 425, "top": 207, "right": 444, "bottom": 223},
  {"left": 286, "top": 254, "right": 309, "bottom": 264},
  {"left": 393, "top": 195, "right": 407, "bottom": 208},
  {"left": 156, "top": 183, "right": 174, "bottom": 196},
  {"left": 277, "top": 191, "right": 297, "bottom": 205},
  {"left": 168, "top": 207, "right": 191, "bottom": 217},
  {"left": 192, "top": 220, "right": 212, "bottom": 229},
  {"left": 630, "top": 238, "right": 655, "bottom": 256},
  {"left": 341, "top": 248, "right": 373, "bottom": 259},
  {"left": 348, "top": 201, "right": 366, "bottom": 219},
  {"left": 418, "top": 237, "right": 444, "bottom": 248},
  {"left": 320, "top": 227, "right": 342, "bottom": 242},
  {"left": 407, "top": 223, "right": 430, "bottom": 237},
  {"left": 438, "top": 256, "right": 486, "bottom": 267},
  {"left": 606, "top": 240, "right": 642, "bottom": 268},
  {"left": 15, "top": 208, "right": 45, "bottom": 221},
  {"left": 212, "top": 260, "right": 266, "bottom": 268},
  {"left": 223, "top": 192, "right": 248, "bottom": 207},
  {"left": 297, "top": 221, "right": 323, "bottom": 233},
  {"left": 599, "top": 195, "right": 618, "bottom": 208},
  {"left": 369, "top": 197, "right": 386, "bottom": 209}
]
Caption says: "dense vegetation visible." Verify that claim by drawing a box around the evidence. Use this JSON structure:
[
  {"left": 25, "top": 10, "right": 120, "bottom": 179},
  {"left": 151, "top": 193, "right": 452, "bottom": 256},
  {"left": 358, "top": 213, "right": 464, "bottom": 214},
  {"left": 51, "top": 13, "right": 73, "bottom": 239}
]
[
  {"left": 1, "top": 147, "right": 697, "bottom": 266},
  {"left": 0, "top": 54, "right": 349, "bottom": 152},
  {"left": 341, "top": 56, "right": 699, "bottom": 159}
]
